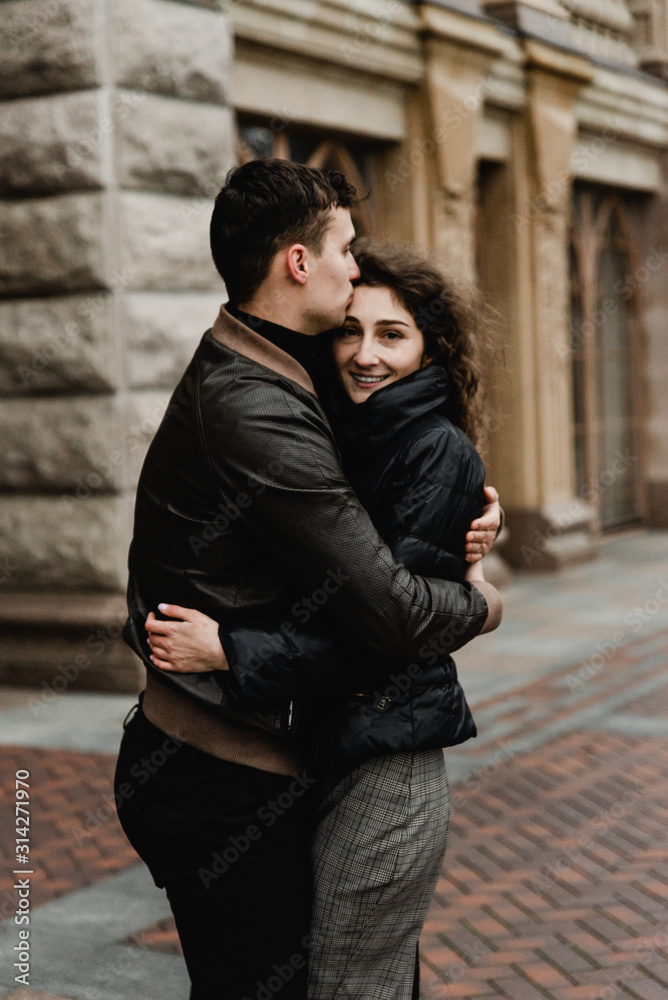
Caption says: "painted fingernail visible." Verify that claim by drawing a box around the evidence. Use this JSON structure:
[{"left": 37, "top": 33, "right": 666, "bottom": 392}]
[{"left": 158, "top": 603, "right": 168, "bottom": 611}]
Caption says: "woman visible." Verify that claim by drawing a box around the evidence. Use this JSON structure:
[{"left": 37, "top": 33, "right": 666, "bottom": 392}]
[{"left": 145, "top": 240, "right": 502, "bottom": 997}]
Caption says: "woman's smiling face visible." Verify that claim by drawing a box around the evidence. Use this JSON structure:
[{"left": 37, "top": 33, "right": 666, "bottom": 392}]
[{"left": 332, "top": 284, "right": 431, "bottom": 403}]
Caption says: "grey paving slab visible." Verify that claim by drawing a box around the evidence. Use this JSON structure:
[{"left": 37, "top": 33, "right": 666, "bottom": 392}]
[
  {"left": 594, "top": 714, "right": 668, "bottom": 738},
  {"left": 0, "top": 866, "right": 188, "bottom": 1000},
  {"left": 0, "top": 693, "right": 136, "bottom": 754},
  {"left": 456, "top": 671, "right": 528, "bottom": 705},
  {"left": 453, "top": 530, "right": 668, "bottom": 696},
  {"left": 469, "top": 670, "right": 668, "bottom": 763},
  {"left": 469, "top": 698, "right": 527, "bottom": 724}
]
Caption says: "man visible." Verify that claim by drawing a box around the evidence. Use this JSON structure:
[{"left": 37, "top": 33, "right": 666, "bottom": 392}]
[{"left": 115, "top": 159, "right": 502, "bottom": 1000}]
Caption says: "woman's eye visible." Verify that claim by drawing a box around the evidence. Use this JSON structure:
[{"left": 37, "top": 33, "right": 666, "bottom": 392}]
[
  {"left": 341, "top": 327, "right": 359, "bottom": 337},
  {"left": 384, "top": 330, "right": 403, "bottom": 341}
]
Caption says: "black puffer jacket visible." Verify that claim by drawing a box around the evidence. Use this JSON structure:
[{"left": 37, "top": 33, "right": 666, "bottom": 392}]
[{"left": 221, "top": 364, "right": 486, "bottom": 769}]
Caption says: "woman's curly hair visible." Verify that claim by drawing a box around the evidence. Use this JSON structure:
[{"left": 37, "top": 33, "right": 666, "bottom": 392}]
[{"left": 351, "top": 238, "right": 495, "bottom": 447}]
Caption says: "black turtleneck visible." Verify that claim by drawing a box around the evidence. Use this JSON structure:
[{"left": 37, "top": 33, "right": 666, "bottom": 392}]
[{"left": 225, "top": 304, "right": 329, "bottom": 389}]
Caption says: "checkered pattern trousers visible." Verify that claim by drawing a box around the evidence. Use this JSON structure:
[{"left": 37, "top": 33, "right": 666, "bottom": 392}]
[{"left": 308, "top": 749, "right": 450, "bottom": 999}]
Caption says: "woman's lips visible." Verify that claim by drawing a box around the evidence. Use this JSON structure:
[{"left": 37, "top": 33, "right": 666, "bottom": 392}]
[{"left": 349, "top": 372, "right": 390, "bottom": 387}]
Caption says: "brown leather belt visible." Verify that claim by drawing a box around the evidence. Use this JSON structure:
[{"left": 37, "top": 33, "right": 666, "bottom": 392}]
[{"left": 142, "top": 672, "right": 302, "bottom": 776}]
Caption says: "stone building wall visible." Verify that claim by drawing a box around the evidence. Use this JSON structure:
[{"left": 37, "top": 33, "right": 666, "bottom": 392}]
[
  {"left": 0, "top": 0, "right": 234, "bottom": 691},
  {"left": 2, "top": 0, "right": 668, "bottom": 690}
]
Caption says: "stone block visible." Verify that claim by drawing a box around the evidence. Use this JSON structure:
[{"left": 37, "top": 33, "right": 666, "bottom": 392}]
[
  {"left": 0, "top": 192, "right": 109, "bottom": 296},
  {"left": 46, "top": 389, "right": 172, "bottom": 499},
  {"left": 0, "top": 90, "right": 106, "bottom": 195},
  {"left": 0, "top": 593, "right": 141, "bottom": 694},
  {"left": 0, "top": 396, "right": 125, "bottom": 492},
  {"left": 113, "top": 0, "right": 232, "bottom": 103},
  {"left": 117, "top": 93, "right": 234, "bottom": 196},
  {"left": 0, "top": 494, "right": 131, "bottom": 591},
  {"left": 119, "top": 191, "right": 220, "bottom": 291},
  {"left": 0, "top": 294, "right": 118, "bottom": 394},
  {"left": 499, "top": 501, "right": 599, "bottom": 570},
  {"left": 123, "top": 291, "right": 221, "bottom": 388},
  {"left": 0, "top": 633, "right": 143, "bottom": 694},
  {"left": 122, "top": 389, "right": 177, "bottom": 487},
  {"left": 0, "top": 389, "right": 170, "bottom": 495},
  {"left": 0, "top": 0, "right": 101, "bottom": 99}
]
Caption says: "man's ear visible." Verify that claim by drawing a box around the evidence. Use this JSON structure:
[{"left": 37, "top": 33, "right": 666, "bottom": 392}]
[{"left": 286, "top": 244, "right": 309, "bottom": 285}]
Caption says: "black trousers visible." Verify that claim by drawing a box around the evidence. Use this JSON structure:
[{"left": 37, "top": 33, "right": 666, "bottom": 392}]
[{"left": 114, "top": 707, "right": 313, "bottom": 1000}]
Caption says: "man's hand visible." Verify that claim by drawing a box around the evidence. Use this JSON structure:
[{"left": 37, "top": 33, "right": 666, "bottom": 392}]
[
  {"left": 145, "top": 605, "right": 228, "bottom": 673},
  {"left": 465, "top": 485, "right": 502, "bottom": 564}
]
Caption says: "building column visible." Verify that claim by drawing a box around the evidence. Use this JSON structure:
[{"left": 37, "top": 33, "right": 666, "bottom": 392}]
[
  {"left": 495, "top": 39, "right": 599, "bottom": 568},
  {"left": 642, "top": 148, "right": 668, "bottom": 527},
  {"left": 416, "top": 4, "right": 505, "bottom": 282},
  {"left": 0, "top": 0, "right": 234, "bottom": 691}
]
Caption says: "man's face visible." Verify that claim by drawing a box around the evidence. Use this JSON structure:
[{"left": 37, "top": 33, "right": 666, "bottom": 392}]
[{"left": 303, "top": 208, "right": 360, "bottom": 333}]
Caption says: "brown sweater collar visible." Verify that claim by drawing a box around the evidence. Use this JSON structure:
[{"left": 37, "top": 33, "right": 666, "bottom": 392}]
[{"left": 211, "top": 305, "right": 316, "bottom": 396}]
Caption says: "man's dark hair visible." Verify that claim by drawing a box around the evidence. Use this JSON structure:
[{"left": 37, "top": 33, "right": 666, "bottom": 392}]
[{"left": 210, "top": 158, "right": 357, "bottom": 305}]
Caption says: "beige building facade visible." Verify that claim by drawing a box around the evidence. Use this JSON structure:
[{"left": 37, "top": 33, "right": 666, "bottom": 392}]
[
  {"left": 1, "top": 0, "right": 667, "bottom": 689},
  {"left": 232, "top": 0, "right": 668, "bottom": 569}
]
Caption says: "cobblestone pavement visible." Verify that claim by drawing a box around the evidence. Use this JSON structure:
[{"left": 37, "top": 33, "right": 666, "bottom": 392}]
[{"left": 0, "top": 530, "right": 666, "bottom": 999}]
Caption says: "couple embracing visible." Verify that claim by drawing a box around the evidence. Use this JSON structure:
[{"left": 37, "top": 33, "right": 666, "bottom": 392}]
[{"left": 114, "top": 158, "right": 503, "bottom": 999}]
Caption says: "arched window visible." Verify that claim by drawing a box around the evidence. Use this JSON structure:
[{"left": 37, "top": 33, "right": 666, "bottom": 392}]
[
  {"left": 570, "top": 186, "right": 646, "bottom": 529},
  {"left": 237, "top": 120, "right": 379, "bottom": 235}
]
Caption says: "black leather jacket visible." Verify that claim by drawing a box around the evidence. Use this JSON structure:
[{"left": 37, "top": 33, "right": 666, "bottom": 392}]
[
  {"left": 124, "top": 307, "right": 488, "bottom": 737},
  {"left": 220, "top": 364, "right": 486, "bottom": 768}
]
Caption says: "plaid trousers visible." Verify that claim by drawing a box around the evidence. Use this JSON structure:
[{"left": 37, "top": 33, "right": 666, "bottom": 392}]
[{"left": 308, "top": 749, "right": 450, "bottom": 999}]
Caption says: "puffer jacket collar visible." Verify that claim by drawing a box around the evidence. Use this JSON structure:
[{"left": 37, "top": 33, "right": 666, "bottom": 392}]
[
  {"left": 327, "top": 364, "right": 453, "bottom": 463},
  {"left": 211, "top": 304, "right": 316, "bottom": 397}
]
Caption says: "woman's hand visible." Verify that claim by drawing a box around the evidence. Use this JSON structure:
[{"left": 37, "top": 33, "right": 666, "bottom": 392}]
[
  {"left": 465, "top": 485, "right": 502, "bottom": 563},
  {"left": 145, "top": 604, "right": 228, "bottom": 673}
]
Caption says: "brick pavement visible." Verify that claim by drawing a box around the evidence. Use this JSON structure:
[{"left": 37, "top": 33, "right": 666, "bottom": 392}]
[
  {"left": 1, "top": 620, "right": 667, "bottom": 996},
  {"left": 422, "top": 728, "right": 668, "bottom": 1000},
  {"left": 0, "top": 746, "right": 136, "bottom": 916},
  {"left": 421, "top": 627, "right": 668, "bottom": 1000}
]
